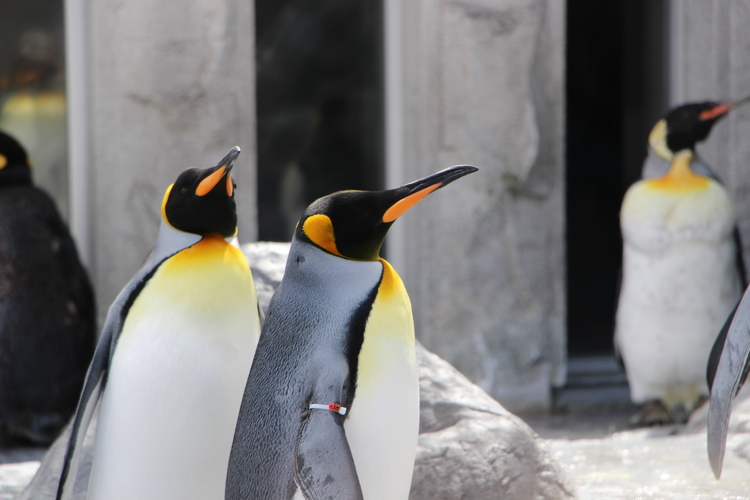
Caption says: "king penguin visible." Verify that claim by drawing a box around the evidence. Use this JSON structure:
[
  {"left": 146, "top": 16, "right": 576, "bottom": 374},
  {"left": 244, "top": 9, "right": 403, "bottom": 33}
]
[
  {"left": 225, "top": 165, "right": 477, "bottom": 500},
  {"left": 0, "top": 130, "right": 95, "bottom": 444},
  {"left": 615, "top": 143, "right": 743, "bottom": 424},
  {"left": 53, "top": 147, "right": 261, "bottom": 500}
]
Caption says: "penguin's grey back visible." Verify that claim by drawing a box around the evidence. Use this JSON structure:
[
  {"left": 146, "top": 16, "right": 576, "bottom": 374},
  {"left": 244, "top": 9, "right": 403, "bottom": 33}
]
[{"left": 226, "top": 239, "right": 382, "bottom": 499}]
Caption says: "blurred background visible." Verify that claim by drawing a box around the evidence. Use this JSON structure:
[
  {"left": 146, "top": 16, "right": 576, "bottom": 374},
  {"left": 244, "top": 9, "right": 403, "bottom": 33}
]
[{"left": 2, "top": 0, "right": 749, "bottom": 412}]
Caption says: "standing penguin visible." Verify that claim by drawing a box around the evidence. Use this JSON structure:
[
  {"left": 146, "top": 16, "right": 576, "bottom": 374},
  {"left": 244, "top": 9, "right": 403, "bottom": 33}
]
[
  {"left": 53, "top": 147, "right": 261, "bottom": 500},
  {"left": 615, "top": 144, "right": 743, "bottom": 424},
  {"left": 0, "top": 130, "right": 95, "bottom": 444},
  {"left": 225, "top": 165, "right": 477, "bottom": 500}
]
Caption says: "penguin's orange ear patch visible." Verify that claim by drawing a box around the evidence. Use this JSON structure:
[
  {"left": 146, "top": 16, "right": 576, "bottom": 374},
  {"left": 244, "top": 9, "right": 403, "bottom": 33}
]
[
  {"left": 196, "top": 165, "right": 227, "bottom": 196},
  {"left": 0, "top": 154, "right": 6, "bottom": 170},
  {"left": 302, "top": 214, "right": 342, "bottom": 256},
  {"left": 383, "top": 184, "right": 441, "bottom": 223}
]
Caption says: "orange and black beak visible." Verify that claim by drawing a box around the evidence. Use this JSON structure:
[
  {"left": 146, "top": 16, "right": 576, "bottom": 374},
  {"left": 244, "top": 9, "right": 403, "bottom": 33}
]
[
  {"left": 699, "top": 93, "right": 750, "bottom": 121},
  {"left": 196, "top": 146, "right": 240, "bottom": 197},
  {"left": 383, "top": 165, "right": 478, "bottom": 223}
]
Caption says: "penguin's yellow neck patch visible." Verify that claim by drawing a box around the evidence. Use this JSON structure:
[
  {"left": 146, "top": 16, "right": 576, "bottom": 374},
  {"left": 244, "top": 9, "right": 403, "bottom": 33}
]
[
  {"left": 377, "top": 258, "right": 401, "bottom": 301},
  {"left": 165, "top": 234, "right": 246, "bottom": 273},
  {"left": 123, "top": 233, "right": 254, "bottom": 332},
  {"left": 645, "top": 150, "right": 709, "bottom": 193},
  {"left": 649, "top": 119, "right": 673, "bottom": 161},
  {"left": 303, "top": 214, "right": 343, "bottom": 256},
  {"left": 0, "top": 155, "right": 6, "bottom": 169}
]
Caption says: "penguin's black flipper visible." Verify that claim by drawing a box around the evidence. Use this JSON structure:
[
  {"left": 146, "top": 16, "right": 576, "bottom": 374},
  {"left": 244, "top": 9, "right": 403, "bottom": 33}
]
[
  {"left": 707, "top": 286, "right": 750, "bottom": 479},
  {"left": 54, "top": 323, "right": 113, "bottom": 500},
  {"left": 707, "top": 299, "right": 742, "bottom": 391},
  {"left": 53, "top": 252, "right": 167, "bottom": 499},
  {"left": 295, "top": 408, "right": 364, "bottom": 500}
]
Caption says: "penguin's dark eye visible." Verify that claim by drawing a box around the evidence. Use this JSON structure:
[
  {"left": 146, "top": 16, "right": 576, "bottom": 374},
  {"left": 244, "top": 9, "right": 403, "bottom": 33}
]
[{"left": 180, "top": 187, "right": 189, "bottom": 194}]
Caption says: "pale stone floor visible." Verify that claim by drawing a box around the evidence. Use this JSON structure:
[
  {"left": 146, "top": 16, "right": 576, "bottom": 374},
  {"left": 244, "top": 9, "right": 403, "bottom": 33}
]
[
  {"left": 1, "top": 355, "right": 748, "bottom": 499},
  {"left": 523, "top": 404, "right": 750, "bottom": 500},
  {"left": 521, "top": 354, "right": 750, "bottom": 499}
]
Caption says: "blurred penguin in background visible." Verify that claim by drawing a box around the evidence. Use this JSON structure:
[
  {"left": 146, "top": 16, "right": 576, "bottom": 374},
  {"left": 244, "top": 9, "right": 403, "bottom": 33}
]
[
  {"left": 615, "top": 98, "right": 748, "bottom": 425},
  {"left": 0, "top": 129, "right": 95, "bottom": 444}
]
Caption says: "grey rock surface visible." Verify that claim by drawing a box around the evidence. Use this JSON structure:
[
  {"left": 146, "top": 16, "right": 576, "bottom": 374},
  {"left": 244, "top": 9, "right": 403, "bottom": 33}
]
[
  {"left": 394, "top": 0, "right": 566, "bottom": 412},
  {"left": 412, "top": 345, "right": 575, "bottom": 500}
]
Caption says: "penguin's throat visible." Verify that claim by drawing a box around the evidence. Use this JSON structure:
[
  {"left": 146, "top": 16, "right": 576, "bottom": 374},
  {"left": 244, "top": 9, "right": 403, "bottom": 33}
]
[{"left": 646, "top": 154, "right": 709, "bottom": 193}]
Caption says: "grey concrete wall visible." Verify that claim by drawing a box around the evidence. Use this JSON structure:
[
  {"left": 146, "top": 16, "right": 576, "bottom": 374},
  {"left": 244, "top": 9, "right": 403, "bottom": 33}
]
[
  {"left": 675, "top": 1, "right": 750, "bottom": 269},
  {"left": 86, "top": 0, "right": 256, "bottom": 321},
  {"left": 394, "top": 0, "right": 566, "bottom": 411}
]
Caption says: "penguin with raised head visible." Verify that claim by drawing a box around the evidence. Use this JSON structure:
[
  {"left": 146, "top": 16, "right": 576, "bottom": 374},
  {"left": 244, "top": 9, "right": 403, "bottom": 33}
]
[
  {"left": 615, "top": 97, "right": 750, "bottom": 425},
  {"left": 615, "top": 143, "right": 743, "bottom": 424},
  {"left": 642, "top": 98, "right": 748, "bottom": 181},
  {"left": 225, "top": 165, "right": 477, "bottom": 500},
  {"left": 50, "top": 147, "right": 260, "bottom": 500},
  {"left": 0, "top": 130, "right": 95, "bottom": 444}
]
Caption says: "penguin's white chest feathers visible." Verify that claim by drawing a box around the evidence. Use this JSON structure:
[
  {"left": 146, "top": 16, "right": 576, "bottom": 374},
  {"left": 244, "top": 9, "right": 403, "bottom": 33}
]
[
  {"left": 88, "top": 236, "right": 259, "bottom": 500},
  {"left": 617, "top": 178, "right": 742, "bottom": 402},
  {"left": 344, "top": 260, "right": 419, "bottom": 500}
]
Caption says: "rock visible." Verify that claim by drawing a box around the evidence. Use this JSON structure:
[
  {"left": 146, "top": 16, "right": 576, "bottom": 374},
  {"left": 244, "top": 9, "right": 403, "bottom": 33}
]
[
  {"left": 244, "top": 242, "right": 575, "bottom": 500},
  {"left": 242, "top": 241, "right": 290, "bottom": 320},
  {"left": 412, "top": 345, "right": 574, "bottom": 500}
]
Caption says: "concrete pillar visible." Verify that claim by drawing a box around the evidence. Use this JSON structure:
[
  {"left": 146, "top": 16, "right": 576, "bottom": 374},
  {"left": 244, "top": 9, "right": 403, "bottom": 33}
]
[
  {"left": 673, "top": 0, "right": 750, "bottom": 272},
  {"left": 85, "top": 0, "right": 256, "bottom": 321},
  {"left": 392, "top": 0, "right": 566, "bottom": 411}
]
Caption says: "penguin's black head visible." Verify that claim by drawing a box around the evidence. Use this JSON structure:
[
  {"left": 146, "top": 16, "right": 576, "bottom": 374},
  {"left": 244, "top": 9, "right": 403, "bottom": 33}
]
[
  {"left": 0, "top": 130, "right": 33, "bottom": 186},
  {"left": 663, "top": 101, "right": 732, "bottom": 153},
  {"left": 294, "top": 165, "right": 478, "bottom": 261},
  {"left": 649, "top": 101, "right": 737, "bottom": 160},
  {"left": 162, "top": 147, "right": 240, "bottom": 237}
]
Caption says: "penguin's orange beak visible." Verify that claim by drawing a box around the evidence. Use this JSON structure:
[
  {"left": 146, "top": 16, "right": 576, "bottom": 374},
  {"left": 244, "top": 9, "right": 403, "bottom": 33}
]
[
  {"left": 195, "top": 146, "right": 240, "bottom": 197},
  {"left": 700, "top": 103, "right": 733, "bottom": 121},
  {"left": 382, "top": 165, "right": 478, "bottom": 223}
]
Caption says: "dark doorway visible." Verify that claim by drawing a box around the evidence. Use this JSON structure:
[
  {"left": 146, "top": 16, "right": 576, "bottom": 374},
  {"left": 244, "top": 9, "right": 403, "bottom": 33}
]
[
  {"left": 566, "top": 1, "right": 670, "bottom": 357},
  {"left": 255, "top": 0, "right": 385, "bottom": 242}
]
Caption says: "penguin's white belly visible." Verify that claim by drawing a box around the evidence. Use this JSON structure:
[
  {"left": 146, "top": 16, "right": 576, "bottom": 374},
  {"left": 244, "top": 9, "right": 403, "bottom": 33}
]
[
  {"left": 616, "top": 179, "right": 741, "bottom": 403},
  {"left": 617, "top": 241, "right": 739, "bottom": 401},
  {"left": 344, "top": 260, "right": 419, "bottom": 500},
  {"left": 88, "top": 238, "right": 258, "bottom": 500}
]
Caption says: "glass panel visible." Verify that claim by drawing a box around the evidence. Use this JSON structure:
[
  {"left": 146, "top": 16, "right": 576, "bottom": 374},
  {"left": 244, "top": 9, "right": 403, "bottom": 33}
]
[
  {"left": 256, "top": 0, "right": 384, "bottom": 241},
  {"left": 0, "top": 0, "right": 68, "bottom": 218}
]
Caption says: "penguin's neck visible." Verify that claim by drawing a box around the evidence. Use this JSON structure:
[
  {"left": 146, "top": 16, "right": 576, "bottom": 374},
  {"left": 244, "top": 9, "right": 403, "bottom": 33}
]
[{"left": 647, "top": 150, "right": 709, "bottom": 193}]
